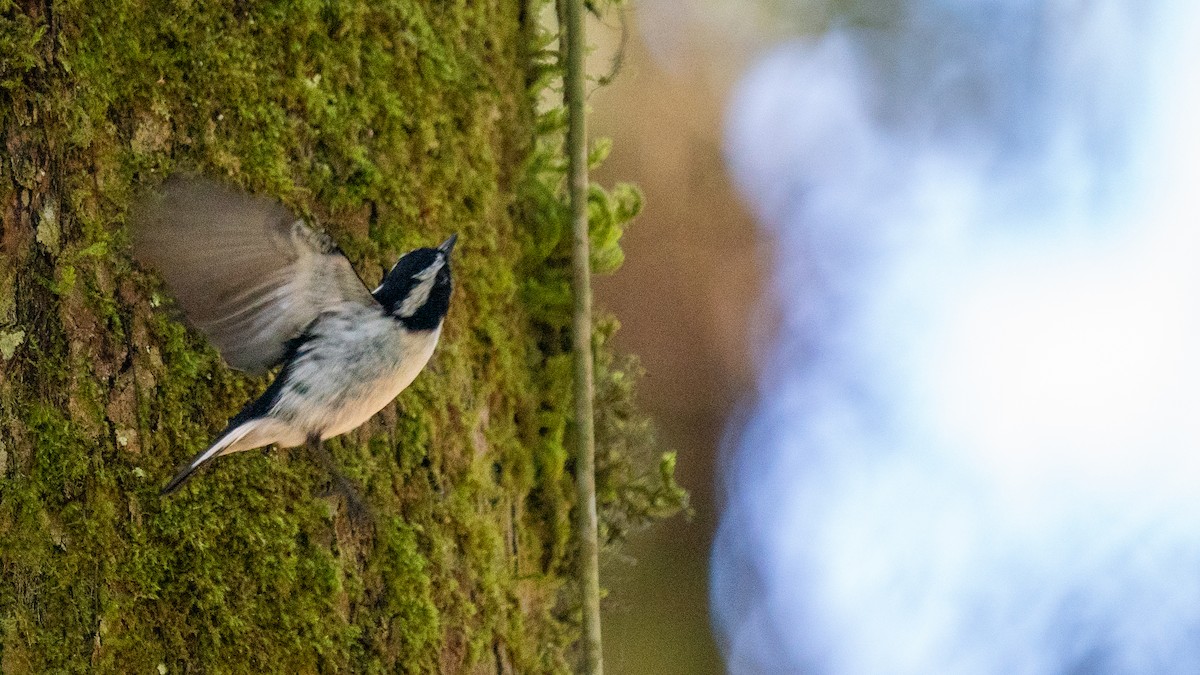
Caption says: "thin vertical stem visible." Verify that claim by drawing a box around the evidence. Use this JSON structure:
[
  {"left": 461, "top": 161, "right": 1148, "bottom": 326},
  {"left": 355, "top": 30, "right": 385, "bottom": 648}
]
[{"left": 563, "top": 0, "right": 603, "bottom": 671}]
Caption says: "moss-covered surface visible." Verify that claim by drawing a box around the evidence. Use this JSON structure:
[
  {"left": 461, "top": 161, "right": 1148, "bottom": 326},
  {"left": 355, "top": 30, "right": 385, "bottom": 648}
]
[{"left": 0, "top": 0, "right": 682, "bottom": 672}]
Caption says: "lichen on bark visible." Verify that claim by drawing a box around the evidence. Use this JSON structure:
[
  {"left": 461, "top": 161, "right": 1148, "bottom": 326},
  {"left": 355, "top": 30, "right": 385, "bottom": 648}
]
[{"left": 0, "top": 0, "right": 681, "bottom": 672}]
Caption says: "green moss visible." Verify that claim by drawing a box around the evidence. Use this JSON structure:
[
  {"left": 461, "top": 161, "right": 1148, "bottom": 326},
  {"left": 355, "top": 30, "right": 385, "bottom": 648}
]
[{"left": 0, "top": 0, "right": 681, "bottom": 672}]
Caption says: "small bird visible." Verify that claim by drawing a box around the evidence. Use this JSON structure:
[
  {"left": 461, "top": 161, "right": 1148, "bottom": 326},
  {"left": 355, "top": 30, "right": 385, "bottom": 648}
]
[{"left": 133, "top": 176, "right": 456, "bottom": 496}]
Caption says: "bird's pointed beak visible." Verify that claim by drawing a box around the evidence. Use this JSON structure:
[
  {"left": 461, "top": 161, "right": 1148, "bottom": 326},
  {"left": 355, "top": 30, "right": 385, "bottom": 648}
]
[{"left": 438, "top": 233, "right": 458, "bottom": 256}]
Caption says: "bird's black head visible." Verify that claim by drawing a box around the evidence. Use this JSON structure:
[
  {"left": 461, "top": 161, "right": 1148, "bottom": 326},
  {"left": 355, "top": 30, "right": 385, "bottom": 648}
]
[{"left": 374, "top": 234, "right": 457, "bottom": 330}]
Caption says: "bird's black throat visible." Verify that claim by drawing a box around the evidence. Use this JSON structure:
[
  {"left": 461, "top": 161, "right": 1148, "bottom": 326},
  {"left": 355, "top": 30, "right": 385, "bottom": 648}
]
[{"left": 390, "top": 290, "right": 450, "bottom": 330}]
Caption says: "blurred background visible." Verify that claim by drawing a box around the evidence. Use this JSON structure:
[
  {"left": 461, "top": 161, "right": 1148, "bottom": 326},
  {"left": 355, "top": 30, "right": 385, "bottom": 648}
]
[
  {"left": 592, "top": 1, "right": 1200, "bottom": 673},
  {"left": 589, "top": 2, "right": 764, "bottom": 671}
]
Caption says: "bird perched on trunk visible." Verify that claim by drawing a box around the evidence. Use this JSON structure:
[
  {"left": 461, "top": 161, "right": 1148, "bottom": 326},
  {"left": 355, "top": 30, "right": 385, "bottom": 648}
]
[{"left": 132, "top": 176, "right": 456, "bottom": 497}]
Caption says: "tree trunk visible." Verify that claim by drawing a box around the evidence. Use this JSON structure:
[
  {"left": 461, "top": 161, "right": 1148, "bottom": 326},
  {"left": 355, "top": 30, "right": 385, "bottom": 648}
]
[{"left": 0, "top": 0, "right": 620, "bottom": 671}]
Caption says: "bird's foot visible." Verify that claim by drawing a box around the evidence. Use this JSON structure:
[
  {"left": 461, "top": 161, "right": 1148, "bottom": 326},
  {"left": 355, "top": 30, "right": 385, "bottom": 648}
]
[{"left": 307, "top": 435, "right": 374, "bottom": 530}]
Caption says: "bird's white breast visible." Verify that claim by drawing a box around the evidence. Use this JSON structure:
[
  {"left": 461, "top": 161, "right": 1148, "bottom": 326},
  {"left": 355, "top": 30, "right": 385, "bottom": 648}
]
[{"left": 268, "top": 303, "right": 442, "bottom": 446}]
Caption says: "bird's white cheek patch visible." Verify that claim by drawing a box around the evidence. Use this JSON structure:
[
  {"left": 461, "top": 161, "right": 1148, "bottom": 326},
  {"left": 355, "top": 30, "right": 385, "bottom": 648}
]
[{"left": 396, "top": 256, "right": 443, "bottom": 318}]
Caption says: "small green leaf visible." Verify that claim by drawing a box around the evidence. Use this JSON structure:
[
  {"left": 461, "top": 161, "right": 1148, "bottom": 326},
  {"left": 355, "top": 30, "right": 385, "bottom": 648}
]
[{"left": 588, "top": 137, "right": 612, "bottom": 169}]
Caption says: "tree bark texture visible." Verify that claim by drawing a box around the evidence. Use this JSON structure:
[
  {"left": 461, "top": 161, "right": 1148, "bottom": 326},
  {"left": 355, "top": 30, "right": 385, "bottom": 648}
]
[{"left": 0, "top": 0, "right": 608, "bottom": 671}]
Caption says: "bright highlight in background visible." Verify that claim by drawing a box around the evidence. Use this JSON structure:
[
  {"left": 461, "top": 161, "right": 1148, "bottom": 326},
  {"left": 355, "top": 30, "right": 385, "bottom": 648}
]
[
  {"left": 927, "top": 240, "right": 1200, "bottom": 490},
  {"left": 713, "top": 1, "right": 1200, "bottom": 673}
]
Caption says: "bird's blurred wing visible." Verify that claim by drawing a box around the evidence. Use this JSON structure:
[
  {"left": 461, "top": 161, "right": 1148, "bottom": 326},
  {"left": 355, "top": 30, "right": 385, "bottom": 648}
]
[{"left": 133, "top": 177, "right": 376, "bottom": 373}]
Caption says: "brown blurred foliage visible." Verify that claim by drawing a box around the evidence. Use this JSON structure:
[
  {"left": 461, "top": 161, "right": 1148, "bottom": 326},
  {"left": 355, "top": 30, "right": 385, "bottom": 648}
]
[{"left": 589, "top": 10, "right": 769, "bottom": 673}]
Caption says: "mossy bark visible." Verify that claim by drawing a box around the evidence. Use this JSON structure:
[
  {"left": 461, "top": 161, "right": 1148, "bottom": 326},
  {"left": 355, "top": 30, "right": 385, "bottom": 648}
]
[{"left": 0, "top": 0, "right": 643, "bottom": 672}]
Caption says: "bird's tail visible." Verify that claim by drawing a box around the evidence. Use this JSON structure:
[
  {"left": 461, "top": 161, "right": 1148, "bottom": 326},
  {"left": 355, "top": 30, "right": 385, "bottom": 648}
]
[{"left": 160, "top": 418, "right": 271, "bottom": 495}]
